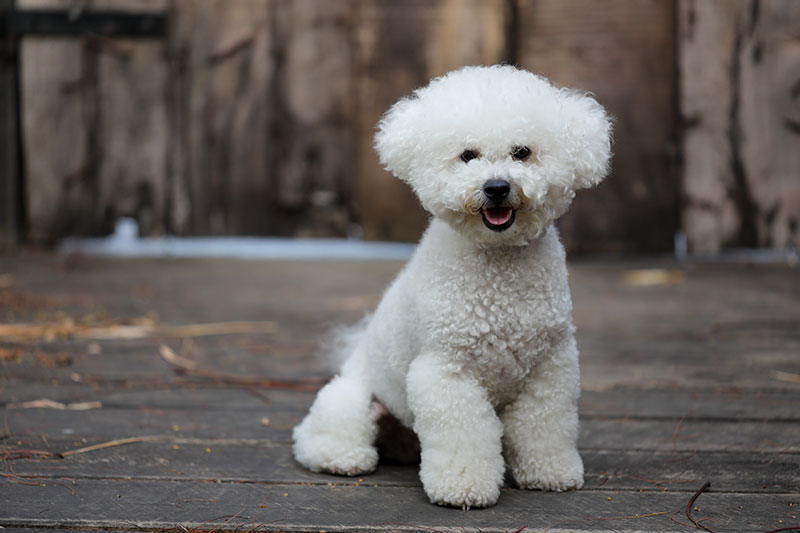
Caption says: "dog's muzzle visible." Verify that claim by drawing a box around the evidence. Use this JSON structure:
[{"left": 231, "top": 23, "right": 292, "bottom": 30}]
[{"left": 480, "top": 179, "right": 516, "bottom": 232}]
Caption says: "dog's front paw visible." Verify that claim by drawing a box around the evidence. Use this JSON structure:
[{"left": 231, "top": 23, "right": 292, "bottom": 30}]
[
  {"left": 293, "top": 421, "right": 378, "bottom": 476},
  {"left": 295, "top": 439, "right": 378, "bottom": 476},
  {"left": 511, "top": 447, "right": 584, "bottom": 492},
  {"left": 419, "top": 450, "right": 504, "bottom": 509}
]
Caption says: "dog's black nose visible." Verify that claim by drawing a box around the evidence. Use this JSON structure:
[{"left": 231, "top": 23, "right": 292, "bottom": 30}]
[{"left": 483, "top": 179, "right": 510, "bottom": 200}]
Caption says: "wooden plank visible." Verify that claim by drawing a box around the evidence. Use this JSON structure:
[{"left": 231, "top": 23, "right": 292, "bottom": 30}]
[
  {"left": 0, "top": 259, "right": 797, "bottom": 394},
  {"left": 10, "top": 259, "right": 786, "bottom": 345},
  {"left": 18, "top": 0, "right": 171, "bottom": 243},
  {"left": 7, "top": 437, "right": 798, "bottom": 494},
  {"left": 4, "top": 378, "right": 800, "bottom": 421},
  {"left": 1, "top": 259, "right": 798, "bottom": 396},
  {"left": 0, "top": 401, "right": 303, "bottom": 441},
  {"left": 1, "top": 258, "right": 799, "bottom": 531},
  {"left": 355, "top": 0, "right": 509, "bottom": 242},
  {"left": 745, "top": 0, "right": 800, "bottom": 249},
  {"left": 167, "top": 0, "right": 274, "bottom": 236},
  {"left": 4, "top": 406, "right": 800, "bottom": 453},
  {"left": 18, "top": 0, "right": 168, "bottom": 243},
  {"left": 6, "top": 315, "right": 799, "bottom": 396},
  {"left": 579, "top": 337, "right": 800, "bottom": 391},
  {"left": 4, "top": 437, "right": 421, "bottom": 488},
  {"left": 0, "top": 256, "right": 402, "bottom": 324},
  {"left": 516, "top": 0, "right": 678, "bottom": 253},
  {"left": 569, "top": 262, "right": 800, "bottom": 390},
  {"left": 93, "top": 1, "right": 168, "bottom": 237},
  {"left": 0, "top": 382, "right": 280, "bottom": 410},
  {"left": 0, "top": 478, "right": 796, "bottom": 532},
  {"left": 580, "top": 388, "right": 800, "bottom": 421},
  {"left": 0, "top": 0, "right": 21, "bottom": 251},
  {"left": 581, "top": 418, "right": 800, "bottom": 453},
  {"left": 167, "top": 0, "right": 365, "bottom": 238},
  {"left": 267, "top": 0, "right": 359, "bottom": 238},
  {"left": 680, "top": 0, "right": 800, "bottom": 252},
  {"left": 0, "top": 338, "right": 329, "bottom": 383},
  {"left": 18, "top": 33, "right": 89, "bottom": 243}
]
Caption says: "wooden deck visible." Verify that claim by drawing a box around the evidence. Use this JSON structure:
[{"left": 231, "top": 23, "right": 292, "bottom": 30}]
[{"left": 0, "top": 254, "right": 798, "bottom": 532}]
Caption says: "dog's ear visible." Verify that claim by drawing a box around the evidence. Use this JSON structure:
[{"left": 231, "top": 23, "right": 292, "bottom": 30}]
[
  {"left": 373, "top": 96, "right": 421, "bottom": 183},
  {"left": 560, "top": 91, "right": 613, "bottom": 190}
]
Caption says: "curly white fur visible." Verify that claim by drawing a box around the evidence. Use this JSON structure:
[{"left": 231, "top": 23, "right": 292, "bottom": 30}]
[{"left": 293, "top": 65, "right": 612, "bottom": 508}]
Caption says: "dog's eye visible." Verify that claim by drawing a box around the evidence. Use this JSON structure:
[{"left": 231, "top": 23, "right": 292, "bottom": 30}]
[
  {"left": 511, "top": 146, "right": 532, "bottom": 161},
  {"left": 460, "top": 150, "right": 479, "bottom": 163}
]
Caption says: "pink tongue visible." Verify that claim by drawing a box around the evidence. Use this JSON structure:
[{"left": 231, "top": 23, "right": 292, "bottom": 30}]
[{"left": 484, "top": 208, "right": 512, "bottom": 226}]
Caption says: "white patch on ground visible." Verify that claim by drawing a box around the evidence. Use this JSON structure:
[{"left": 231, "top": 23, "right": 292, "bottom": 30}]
[{"left": 60, "top": 218, "right": 416, "bottom": 261}]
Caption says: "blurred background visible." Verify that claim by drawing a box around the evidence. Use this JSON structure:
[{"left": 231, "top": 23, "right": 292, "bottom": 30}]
[{"left": 1, "top": 0, "right": 798, "bottom": 256}]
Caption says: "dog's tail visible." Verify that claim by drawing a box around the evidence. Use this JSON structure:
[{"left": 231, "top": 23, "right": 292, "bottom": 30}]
[{"left": 320, "top": 314, "right": 371, "bottom": 373}]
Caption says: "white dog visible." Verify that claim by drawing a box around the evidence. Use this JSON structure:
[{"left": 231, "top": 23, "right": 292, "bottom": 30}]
[{"left": 293, "top": 65, "right": 612, "bottom": 509}]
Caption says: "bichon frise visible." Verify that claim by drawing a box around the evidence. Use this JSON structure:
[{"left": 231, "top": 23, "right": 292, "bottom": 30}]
[{"left": 293, "top": 65, "right": 612, "bottom": 509}]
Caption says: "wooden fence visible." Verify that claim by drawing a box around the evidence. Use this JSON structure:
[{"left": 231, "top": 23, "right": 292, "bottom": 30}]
[{"left": 2, "top": 0, "right": 798, "bottom": 253}]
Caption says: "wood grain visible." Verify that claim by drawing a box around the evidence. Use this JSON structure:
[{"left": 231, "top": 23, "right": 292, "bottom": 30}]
[
  {"left": 354, "top": 0, "right": 508, "bottom": 242},
  {"left": 1, "top": 477, "right": 796, "bottom": 531},
  {"left": 11, "top": 1, "right": 800, "bottom": 247},
  {"left": 167, "top": 0, "right": 273, "bottom": 236},
  {"left": 517, "top": 0, "right": 679, "bottom": 254},
  {"left": 680, "top": 0, "right": 800, "bottom": 252},
  {"left": 1, "top": 256, "right": 798, "bottom": 530}
]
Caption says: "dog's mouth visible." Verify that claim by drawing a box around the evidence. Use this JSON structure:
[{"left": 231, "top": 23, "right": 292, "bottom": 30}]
[{"left": 480, "top": 207, "right": 516, "bottom": 232}]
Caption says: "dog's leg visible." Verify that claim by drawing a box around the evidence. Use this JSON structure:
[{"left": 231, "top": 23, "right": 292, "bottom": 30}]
[
  {"left": 292, "top": 354, "right": 378, "bottom": 476},
  {"left": 407, "top": 353, "right": 505, "bottom": 509},
  {"left": 501, "top": 334, "right": 584, "bottom": 491}
]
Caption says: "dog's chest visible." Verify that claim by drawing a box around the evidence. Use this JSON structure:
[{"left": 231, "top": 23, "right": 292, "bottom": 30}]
[{"left": 427, "top": 253, "right": 571, "bottom": 404}]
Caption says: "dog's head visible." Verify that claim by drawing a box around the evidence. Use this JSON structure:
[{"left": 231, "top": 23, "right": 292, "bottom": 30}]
[{"left": 374, "top": 65, "right": 612, "bottom": 247}]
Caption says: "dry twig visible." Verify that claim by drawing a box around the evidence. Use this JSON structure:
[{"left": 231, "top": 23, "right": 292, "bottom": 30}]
[
  {"left": 158, "top": 344, "right": 324, "bottom": 392},
  {"left": 621, "top": 268, "right": 686, "bottom": 286},
  {"left": 772, "top": 370, "right": 800, "bottom": 384},
  {"left": 61, "top": 435, "right": 167, "bottom": 457},
  {"left": 685, "top": 481, "right": 713, "bottom": 532},
  {"left": 1, "top": 472, "right": 45, "bottom": 487},
  {"left": 7, "top": 399, "right": 102, "bottom": 411},
  {"left": 0, "top": 319, "right": 278, "bottom": 342},
  {"left": 159, "top": 344, "right": 198, "bottom": 370},
  {"left": 0, "top": 448, "right": 60, "bottom": 461}
]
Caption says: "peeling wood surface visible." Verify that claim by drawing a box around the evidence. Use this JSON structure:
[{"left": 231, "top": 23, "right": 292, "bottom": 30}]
[
  {"left": 680, "top": 0, "right": 800, "bottom": 252},
  {"left": 0, "top": 255, "right": 798, "bottom": 531},
  {"left": 19, "top": 0, "right": 169, "bottom": 243},
  {"left": 168, "top": 0, "right": 275, "bottom": 236}
]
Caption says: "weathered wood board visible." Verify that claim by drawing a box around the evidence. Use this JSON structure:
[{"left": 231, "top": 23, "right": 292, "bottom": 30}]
[
  {"left": 4, "top": 404, "right": 800, "bottom": 452},
  {"left": 2, "top": 478, "right": 798, "bottom": 532},
  {"left": 20, "top": 35, "right": 92, "bottom": 242},
  {"left": 6, "top": 436, "right": 798, "bottom": 494},
  {"left": 355, "top": 0, "right": 509, "bottom": 242},
  {"left": 18, "top": 0, "right": 169, "bottom": 243},
  {"left": 10, "top": 0, "right": 800, "bottom": 253},
  {"left": 167, "top": 0, "right": 275, "bottom": 236},
  {"left": 680, "top": 0, "right": 800, "bottom": 252},
  {"left": 268, "top": 0, "right": 360, "bottom": 238},
  {"left": 517, "top": 0, "right": 679, "bottom": 254},
  {"left": 0, "top": 255, "right": 798, "bottom": 531}
]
